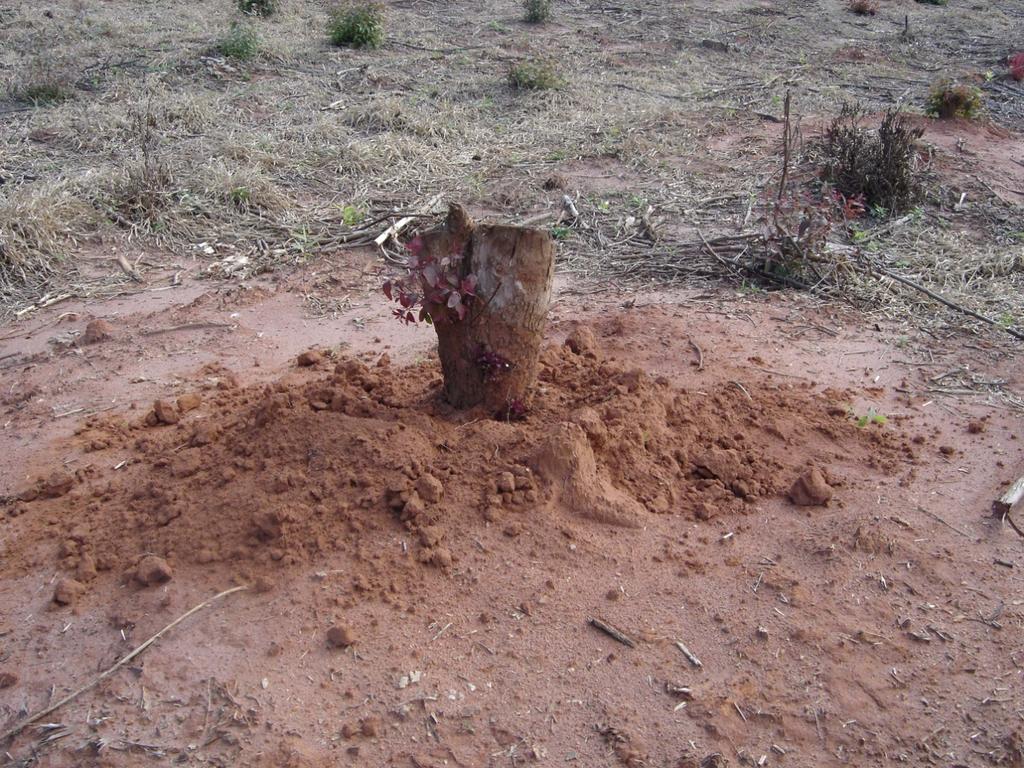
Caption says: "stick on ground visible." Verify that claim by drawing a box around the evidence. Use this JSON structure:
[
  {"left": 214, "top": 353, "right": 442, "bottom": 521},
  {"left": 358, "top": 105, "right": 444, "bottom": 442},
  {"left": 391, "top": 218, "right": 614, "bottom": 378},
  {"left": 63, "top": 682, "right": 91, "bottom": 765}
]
[
  {"left": 0, "top": 585, "right": 248, "bottom": 744},
  {"left": 588, "top": 617, "right": 636, "bottom": 648}
]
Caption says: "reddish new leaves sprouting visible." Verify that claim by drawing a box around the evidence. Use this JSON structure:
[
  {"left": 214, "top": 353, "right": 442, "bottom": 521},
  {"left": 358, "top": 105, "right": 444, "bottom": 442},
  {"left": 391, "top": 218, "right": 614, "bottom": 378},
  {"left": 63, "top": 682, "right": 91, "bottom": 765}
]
[{"left": 383, "top": 235, "right": 478, "bottom": 325}]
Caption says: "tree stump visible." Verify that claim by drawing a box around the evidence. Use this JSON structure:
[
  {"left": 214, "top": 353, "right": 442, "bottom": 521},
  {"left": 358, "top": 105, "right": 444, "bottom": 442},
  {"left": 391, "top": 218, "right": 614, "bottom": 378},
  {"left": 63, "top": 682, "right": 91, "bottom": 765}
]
[{"left": 420, "top": 205, "right": 554, "bottom": 412}]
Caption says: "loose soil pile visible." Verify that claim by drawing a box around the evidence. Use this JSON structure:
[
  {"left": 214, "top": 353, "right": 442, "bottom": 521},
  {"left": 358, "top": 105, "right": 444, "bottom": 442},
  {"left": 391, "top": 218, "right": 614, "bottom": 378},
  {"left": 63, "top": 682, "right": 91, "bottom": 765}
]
[{"left": 4, "top": 326, "right": 907, "bottom": 603}]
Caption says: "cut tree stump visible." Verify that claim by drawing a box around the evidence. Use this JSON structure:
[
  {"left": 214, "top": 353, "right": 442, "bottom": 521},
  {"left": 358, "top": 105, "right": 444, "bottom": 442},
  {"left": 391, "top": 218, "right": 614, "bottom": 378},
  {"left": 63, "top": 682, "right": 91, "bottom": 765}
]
[{"left": 420, "top": 204, "right": 554, "bottom": 412}]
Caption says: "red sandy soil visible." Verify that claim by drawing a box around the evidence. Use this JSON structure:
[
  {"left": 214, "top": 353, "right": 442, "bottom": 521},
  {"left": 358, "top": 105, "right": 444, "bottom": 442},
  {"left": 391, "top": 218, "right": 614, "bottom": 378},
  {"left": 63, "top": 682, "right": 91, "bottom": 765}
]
[{"left": 1, "top": 262, "right": 1022, "bottom": 768}]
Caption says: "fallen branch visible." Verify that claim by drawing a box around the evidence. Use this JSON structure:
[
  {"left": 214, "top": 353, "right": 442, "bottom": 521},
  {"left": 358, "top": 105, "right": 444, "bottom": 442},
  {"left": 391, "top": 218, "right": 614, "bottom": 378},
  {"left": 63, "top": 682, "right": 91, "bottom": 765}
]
[
  {"left": 874, "top": 266, "right": 1024, "bottom": 341},
  {"left": 374, "top": 193, "right": 443, "bottom": 250},
  {"left": 588, "top": 617, "right": 636, "bottom": 648},
  {"left": 0, "top": 585, "right": 248, "bottom": 744}
]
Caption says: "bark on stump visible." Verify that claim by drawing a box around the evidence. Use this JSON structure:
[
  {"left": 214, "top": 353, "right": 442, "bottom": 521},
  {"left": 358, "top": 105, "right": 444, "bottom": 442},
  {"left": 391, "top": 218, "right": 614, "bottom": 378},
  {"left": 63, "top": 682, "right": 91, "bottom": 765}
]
[{"left": 422, "top": 205, "right": 554, "bottom": 412}]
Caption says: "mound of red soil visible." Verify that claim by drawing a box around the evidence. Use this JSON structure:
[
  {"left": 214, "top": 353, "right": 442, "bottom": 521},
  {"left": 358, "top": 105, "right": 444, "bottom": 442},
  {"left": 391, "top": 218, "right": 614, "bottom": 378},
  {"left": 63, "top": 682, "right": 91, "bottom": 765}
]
[{"left": 3, "top": 333, "right": 906, "bottom": 598}]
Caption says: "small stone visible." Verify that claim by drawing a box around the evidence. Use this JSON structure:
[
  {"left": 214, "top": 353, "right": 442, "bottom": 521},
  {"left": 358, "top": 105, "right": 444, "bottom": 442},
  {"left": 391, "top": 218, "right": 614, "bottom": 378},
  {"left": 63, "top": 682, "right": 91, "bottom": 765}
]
[
  {"left": 135, "top": 555, "right": 173, "bottom": 586},
  {"left": 341, "top": 722, "right": 357, "bottom": 739},
  {"left": 40, "top": 470, "right": 74, "bottom": 499},
  {"left": 82, "top": 318, "right": 115, "bottom": 344},
  {"left": 53, "top": 577, "right": 85, "bottom": 606},
  {"left": 152, "top": 399, "right": 179, "bottom": 425},
  {"left": 939, "top": 445, "right": 955, "bottom": 456},
  {"left": 360, "top": 716, "right": 381, "bottom": 738},
  {"left": 297, "top": 349, "right": 323, "bottom": 367},
  {"left": 176, "top": 393, "right": 202, "bottom": 413},
  {"left": 327, "top": 624, "right": 356, "bottom": 648},
  {"left": 496, "top": 472, "right": 516, "bottom": 493},
  {"left": 415, "top": 474, "right": 444, "bottom": 504},
  {"left": 788, "top": 468, "right": 832, "bottom": 507}
]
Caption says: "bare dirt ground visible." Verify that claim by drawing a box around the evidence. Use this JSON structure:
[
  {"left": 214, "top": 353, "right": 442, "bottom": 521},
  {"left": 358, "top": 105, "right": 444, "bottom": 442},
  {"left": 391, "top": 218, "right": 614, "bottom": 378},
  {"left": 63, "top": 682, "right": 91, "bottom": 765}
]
[{"left": 2, "top": 0, "right": 1024, "bottom": 767}]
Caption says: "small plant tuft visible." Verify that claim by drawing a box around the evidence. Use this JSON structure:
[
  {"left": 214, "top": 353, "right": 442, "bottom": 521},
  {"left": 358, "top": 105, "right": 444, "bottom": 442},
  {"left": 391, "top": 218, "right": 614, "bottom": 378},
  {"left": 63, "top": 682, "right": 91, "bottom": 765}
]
[
  {"left": 821, "top": 104, "right": 925, "bottom": 215},
  {"left": 218, "top": 22, "right": 260, "bottom": 61},
  {"left": 524, "top": 0, "right": 553, "bottom": 23},
  {"left": 1010, "top": 52, "right": 1024, "bottom": 82},
  {"left": 508, "top": 60, "right": 562, "bottom": 91},
  {"left": 10, "top": 59, "right": 72, "bottom": 106},
  {"left": 237, "top": 0, "right": 277, "bottom": 17},
  {"left": 925, "top": 80, "right": 983, "bottom": 119},
  {"left": 848, "top": 0, "right": 878, "bottom": 15},
  {"left": 328, "top": 4, "right": 385, "bottom": 49}
]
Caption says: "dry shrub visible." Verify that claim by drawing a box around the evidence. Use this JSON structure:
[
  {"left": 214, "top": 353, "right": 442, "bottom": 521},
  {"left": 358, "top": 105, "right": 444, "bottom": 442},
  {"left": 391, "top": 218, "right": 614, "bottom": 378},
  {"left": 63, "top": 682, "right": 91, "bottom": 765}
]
[
  {"left": 848, "top": 0, "right": 878, "bottom": 15},
  {"left": 1010, "top": 52, "right": 1024, "bottom": 82},
  {"left": 821, "top": 104, "right": 925, "bottom": 214}
]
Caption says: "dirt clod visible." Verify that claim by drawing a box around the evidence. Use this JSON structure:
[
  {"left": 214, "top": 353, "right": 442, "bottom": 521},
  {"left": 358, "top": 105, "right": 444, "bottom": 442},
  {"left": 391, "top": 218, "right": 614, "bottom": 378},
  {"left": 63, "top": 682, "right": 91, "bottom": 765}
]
[
  {"left": 81, "top": 318, "right": 115, "bottom": 344},
  {"left": 151, "top": 399, "right": 180, "bottom": 425},
  {"left": 0, "top": 671, "right": 18, "bottom": 689},
  {"left": 177, "top": 393, "right": 202, "bottom": 413},
  {"left": 53, "top": 577, "right": 85, "bottom": 605},
  {"left": 564, "top": 325, "right": 598, "bottom": 357},
  {"left": 415, "top": 474, "right": 444, "bottom": 504},
  {"left": 360, "top": 716, "right": 381, "bottom": 737},
  {"left": 327, "top": 624, "right": 356, "bottom": 648},
  {"left": 788, "top": 468, "right": 832, "bottom": 507},
  {"left": 135, "top": 554, "right": 173, "bottom": 586},
  {"left": 40, "top": 470, "right": 74, "bottom": 499},
  {"left": 297, "top": 350, "right": 324, "bottom": 367}
]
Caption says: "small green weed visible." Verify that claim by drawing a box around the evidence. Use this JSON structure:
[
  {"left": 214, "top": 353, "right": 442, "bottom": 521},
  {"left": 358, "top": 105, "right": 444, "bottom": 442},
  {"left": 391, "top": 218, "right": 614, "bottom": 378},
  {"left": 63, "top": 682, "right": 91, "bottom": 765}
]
[
  {"left": 853, "top": 408, "right": 888, "bottom": 428},
  {"left": 328, "top": 4, "right": 384, "bottom": 49},
  {"left": 218, "top": 23, "right": 260, "bottom": 61},
  {"left": 550, "top": 225, "right": 571, "bottom": 240},
  {"left": 238, "top": 0, "right": 277, "bottom": 16},
  {"left": 524, "top": 0, "right": 552, "bottom": 23},
  {"left": 925, "top": 80, "right": 983, "bottom": 119},
  {"left": 342, "top": 204, "right": 364, "bottom": 226},
  {"left": 508, "top": 60, "right": 562, "bottom": 90}
]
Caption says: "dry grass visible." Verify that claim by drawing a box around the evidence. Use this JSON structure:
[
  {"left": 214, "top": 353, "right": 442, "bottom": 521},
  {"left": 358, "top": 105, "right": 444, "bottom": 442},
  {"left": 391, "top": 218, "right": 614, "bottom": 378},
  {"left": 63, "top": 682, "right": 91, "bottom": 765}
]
[{"left": 0, "top": 0, "right": 1021, "bottom": 334}]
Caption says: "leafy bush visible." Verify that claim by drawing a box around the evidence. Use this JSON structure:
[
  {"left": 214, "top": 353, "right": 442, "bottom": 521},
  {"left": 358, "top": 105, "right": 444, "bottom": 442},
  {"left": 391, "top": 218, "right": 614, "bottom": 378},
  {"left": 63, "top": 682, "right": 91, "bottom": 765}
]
[
  {"left": 925, "top": 80, "right": 983, "bottom": 119},
  {"left": 328, "top": 4, "right": 384, "bottom": 49},
  {"left": 218, "top": 23, "right": 260, "bottom": 61},
  {"left": 821, "top": 104, "right": 924, "bottom": 215},
  {"left": 238, "top": 0, "right": 277, "bottom": 17},
  {"left": 849, "top": 0, "right": 878, "bottom": 15},
  {"left": 524, "top": 0, "right": 552, "bottom": 23},
  {"left": 1010, "top": 52, "right": 1024, "bottom": 82},
  {"left": 508, "top": 60, "right": 562, "bottom": 90}
]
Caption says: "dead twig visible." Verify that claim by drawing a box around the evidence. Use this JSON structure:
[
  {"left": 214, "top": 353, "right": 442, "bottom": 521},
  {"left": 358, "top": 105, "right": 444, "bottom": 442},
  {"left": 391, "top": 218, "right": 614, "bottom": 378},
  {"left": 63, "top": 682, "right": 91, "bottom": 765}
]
[
  {"left": 588, "top": 617, "right": 636, "bottom": 648},
  {"left": 0, "top": 585, "right": 248, "bottom": 743}
]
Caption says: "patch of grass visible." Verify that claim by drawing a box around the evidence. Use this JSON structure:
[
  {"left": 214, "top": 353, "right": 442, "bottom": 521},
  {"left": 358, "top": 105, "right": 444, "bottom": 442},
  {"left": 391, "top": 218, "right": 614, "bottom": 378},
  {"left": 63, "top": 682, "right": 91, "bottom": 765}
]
[
  {"left": 925, "top": 79, "right": 983, "bottom": 119},
  {"left": 328, "top": 4, "right": 384, "bottom": 49},
  {"left": 524, "top": 0, "right": 553, "bottom": 23},
  {"left": 508, "top": 60, "right": 563, "bottom": 91},
  {"left": 238, "top": 0, "right": 277, "bottom": 17},
  {"left": 821, "top": 104, "right": 925, "bottom": 215},
  {"left": 217, "top": 22, "right": 260, "bottom": 61},
  {"left": 848, "top": 0, "right": 877, "bottom": 15},
  {"left": 9, "top": 60, "right": 72, "bottom": 106}
]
